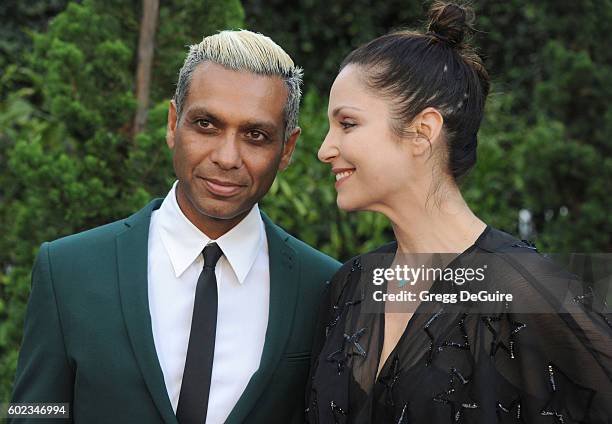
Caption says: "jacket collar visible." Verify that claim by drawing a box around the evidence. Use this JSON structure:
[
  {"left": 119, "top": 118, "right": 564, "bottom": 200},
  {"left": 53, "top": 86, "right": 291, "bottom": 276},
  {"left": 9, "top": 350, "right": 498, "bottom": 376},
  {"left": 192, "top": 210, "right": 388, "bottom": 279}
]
[
  {"left": 225, "top": 212, "right": 300, "bottom": 423},
  {"left": 116, "top": 199, "right": 177, "bottom": 424},
  {"left": 116, "top": 199, "right": 300, "bottom": 424}
]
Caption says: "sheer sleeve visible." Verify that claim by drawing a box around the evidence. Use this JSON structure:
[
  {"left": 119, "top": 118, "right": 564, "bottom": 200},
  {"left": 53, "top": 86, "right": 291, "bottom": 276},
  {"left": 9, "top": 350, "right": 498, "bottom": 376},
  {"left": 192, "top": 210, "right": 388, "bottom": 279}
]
[
  {"left": 467, "top": 247, "right": 612, "bottom": 423},
  {"left": 306, "top": 260, "right": 354, "bottom": 423}
]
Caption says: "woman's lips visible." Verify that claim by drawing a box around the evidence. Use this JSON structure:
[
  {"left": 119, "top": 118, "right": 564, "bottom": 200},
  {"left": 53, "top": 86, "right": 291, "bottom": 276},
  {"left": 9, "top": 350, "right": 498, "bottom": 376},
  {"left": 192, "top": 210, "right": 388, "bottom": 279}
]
[
  {"left": 334, "top": 169, "right": 355, "bottom": 188},
  {"left": 200, "top": 177, "right": 245, "bottom": 197}
]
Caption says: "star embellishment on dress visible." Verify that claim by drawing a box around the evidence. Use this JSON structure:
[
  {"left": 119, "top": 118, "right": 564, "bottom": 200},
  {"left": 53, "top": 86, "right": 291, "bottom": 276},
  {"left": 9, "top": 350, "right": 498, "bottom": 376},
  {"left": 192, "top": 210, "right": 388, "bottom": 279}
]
[
  {"left": 325, "top": 286, "right": 365, "bottom": 337},
  {"left": 344, "top": 327, "right": 367, "bottom": 358},
  {"left": 425, "top": 311, "right": 471, "bottom": 365},
  {"left": 496, "top": 398, "right": 525, "bottom": 423},
  {"left": 432, "top": 367, "right": 480, "bottom": 422},
  {"left": 379, "top": 355, "right": 402, "bottom": 406},
  {"left": 572, "top": 285, "right": 612, "bottom": 330},
  {"left": 397, "top": 402, "right": 410, "bottom": 424},
  {"left": 539, "top": 363, "right": 595, "bottom": 424},
  {"left": 330, "top": 400, "right": 347, "bottom": 423},
  {"left": 481, "top": 312, "right": 526, "bottom": 359},
  {"left": 326, "top": 327, "right": 368, "bottom": 374}
]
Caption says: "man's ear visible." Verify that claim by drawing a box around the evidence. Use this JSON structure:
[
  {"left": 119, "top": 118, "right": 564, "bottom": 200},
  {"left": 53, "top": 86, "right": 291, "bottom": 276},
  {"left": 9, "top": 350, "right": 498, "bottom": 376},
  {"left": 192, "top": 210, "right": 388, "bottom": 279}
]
[
  {"left": 166, "top": 100, "right": 178, "bottom": 149},
  {"left": 409, "top": 107, "right": 444, "bottom": 157},
  {"left": 278, "top": 126, "right": 301, "bottom": 171}
]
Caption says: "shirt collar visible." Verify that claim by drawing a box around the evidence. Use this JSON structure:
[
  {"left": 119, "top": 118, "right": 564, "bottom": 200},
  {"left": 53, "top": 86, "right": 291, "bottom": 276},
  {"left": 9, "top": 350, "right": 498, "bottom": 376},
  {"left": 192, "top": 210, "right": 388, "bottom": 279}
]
[{"left": 158, "top": 181, "right": 264, "bottom": 284}]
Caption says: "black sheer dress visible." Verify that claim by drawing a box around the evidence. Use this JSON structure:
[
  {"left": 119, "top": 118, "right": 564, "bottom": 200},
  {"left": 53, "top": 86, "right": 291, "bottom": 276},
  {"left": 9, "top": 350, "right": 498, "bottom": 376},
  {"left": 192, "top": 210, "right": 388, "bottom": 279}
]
[{"left": 306, "top": 226, "right": 612, "bottom": 423}]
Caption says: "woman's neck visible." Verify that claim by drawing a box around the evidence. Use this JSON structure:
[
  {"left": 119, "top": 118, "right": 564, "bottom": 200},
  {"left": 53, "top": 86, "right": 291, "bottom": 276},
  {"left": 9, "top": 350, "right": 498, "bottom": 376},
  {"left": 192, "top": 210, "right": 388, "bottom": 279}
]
[{"left": 384, "top": 183, "right": 486, "bottom": 254}]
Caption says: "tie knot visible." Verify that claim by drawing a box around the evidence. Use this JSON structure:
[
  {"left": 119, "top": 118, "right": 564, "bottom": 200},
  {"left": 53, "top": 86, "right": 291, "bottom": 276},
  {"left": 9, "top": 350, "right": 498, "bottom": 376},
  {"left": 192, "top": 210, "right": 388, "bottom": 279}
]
[{"left": 202, "top": 243, "right": 223, "bottom": 269}]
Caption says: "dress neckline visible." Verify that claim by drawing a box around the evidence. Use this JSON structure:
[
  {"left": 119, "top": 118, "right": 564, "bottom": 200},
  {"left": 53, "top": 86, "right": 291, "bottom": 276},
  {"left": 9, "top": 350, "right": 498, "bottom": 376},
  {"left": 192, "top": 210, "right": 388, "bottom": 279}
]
[{"left": 374, "top": 224, "right": 491, "bottom": 382}]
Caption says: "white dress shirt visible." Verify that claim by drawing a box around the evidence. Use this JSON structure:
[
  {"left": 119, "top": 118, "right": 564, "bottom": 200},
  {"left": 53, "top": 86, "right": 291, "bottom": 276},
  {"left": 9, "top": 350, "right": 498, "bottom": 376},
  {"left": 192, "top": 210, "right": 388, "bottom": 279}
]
[{"left": 147, "top": 181, "right": 270, "bottom": 423}]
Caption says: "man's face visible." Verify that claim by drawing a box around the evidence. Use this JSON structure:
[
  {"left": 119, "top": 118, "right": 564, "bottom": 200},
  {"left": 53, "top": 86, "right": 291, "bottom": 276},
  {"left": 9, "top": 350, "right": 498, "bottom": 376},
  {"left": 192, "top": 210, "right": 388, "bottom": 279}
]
[{"left": 167, "top": 62, "right": 299, "bottom": 231}]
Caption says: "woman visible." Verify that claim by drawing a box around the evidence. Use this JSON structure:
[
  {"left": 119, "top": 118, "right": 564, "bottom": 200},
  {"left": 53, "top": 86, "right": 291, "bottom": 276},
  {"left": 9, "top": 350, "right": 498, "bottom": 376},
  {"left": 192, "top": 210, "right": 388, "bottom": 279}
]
[{"left": 306, "top": 2, "right": 612, "bottom": 423}]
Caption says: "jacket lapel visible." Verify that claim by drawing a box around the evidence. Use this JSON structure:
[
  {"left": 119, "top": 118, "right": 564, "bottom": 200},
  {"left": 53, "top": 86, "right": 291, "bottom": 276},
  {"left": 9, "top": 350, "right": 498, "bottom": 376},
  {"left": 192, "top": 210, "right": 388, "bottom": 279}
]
[
  {"left": 116, "top": 199, "right": 178, "bottom": 424},
  {"left": 225, "top": 213, "right": 300, "bottom": 424}
]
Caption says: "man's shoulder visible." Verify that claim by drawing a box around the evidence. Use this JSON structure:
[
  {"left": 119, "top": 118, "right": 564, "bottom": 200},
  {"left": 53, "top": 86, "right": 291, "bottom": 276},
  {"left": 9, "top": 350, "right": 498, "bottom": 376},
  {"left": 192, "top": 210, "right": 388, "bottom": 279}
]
[
  {"left": 261, "top": 214, "right": 340, "bottom": 274},
  {"left": 47, "top": 199, "right": 161, "bottom": 255},
  {"left": 50, "top": 219, "right": 125, "bottom": 249},
  {"left": 284, "top": 231, "right": 340, "bottom": 271}
]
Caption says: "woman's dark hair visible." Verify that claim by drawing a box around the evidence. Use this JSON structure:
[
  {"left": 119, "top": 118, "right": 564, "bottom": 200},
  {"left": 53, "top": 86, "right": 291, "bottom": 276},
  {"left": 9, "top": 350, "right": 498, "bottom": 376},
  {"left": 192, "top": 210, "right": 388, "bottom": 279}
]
[{"left": 340, "top": 1, "right": 490, "bottom": 180}]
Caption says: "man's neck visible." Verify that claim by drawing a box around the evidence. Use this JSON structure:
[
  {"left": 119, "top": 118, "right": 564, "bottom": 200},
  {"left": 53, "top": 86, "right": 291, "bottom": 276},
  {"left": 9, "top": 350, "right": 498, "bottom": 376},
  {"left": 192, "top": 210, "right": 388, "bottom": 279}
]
[{"left": 175, "top": 184, "right": 250, "bottom": 240}]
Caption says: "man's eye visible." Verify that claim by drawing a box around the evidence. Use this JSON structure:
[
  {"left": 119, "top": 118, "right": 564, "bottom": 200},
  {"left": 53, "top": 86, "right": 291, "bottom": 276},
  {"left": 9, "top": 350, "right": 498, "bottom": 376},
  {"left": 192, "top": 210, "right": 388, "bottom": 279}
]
[
  {"left": 247, "top": 130, "right": 266, "bottom": 141},
  {"left": 196, "top": 119, "right": 212, "bottom": 129},
  {"left": 340, "top": 122, "right": 356, "bottom": 130}
]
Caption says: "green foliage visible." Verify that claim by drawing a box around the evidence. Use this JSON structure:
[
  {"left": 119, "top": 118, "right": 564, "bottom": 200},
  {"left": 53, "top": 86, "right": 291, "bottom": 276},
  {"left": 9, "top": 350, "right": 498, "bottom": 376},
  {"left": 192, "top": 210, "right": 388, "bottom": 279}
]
[
  {"left": 153, "top": 0, "right": 245, "bottom": 101},
  {"left": 244, "top": 0, "right": 425, "bottom": 90},
  {"left": 0, "top": 0, "right": 69, "bottom": 99}
]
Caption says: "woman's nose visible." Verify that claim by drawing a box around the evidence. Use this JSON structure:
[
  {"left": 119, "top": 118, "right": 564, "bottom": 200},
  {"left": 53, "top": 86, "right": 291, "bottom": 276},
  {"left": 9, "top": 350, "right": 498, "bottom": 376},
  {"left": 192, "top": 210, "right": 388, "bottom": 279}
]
[{"left": 318, "top": 130, "right": 339, "bottom": 163}]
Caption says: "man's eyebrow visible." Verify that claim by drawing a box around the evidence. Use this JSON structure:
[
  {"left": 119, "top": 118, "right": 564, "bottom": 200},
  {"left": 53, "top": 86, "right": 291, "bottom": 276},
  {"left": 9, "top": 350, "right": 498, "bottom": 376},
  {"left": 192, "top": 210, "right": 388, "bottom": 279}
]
[
  {"left": 184, "top": 106, "right": 224, "bottom": 125},
  {"left": 239, "top": 120, "right": 280, "bottom": 134},
  {"left": 185, "top": 106, "right": 214, "bottom": 118},
  {"left": 331, "top": 105, "right": 364, "bottom": 118}
]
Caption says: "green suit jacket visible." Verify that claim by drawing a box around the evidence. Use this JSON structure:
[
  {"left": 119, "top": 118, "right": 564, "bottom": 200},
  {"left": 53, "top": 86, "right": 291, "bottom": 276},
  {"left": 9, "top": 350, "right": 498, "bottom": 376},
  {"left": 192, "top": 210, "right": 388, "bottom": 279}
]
[{"left": 11, "top": 199, "right": 340, "bottom": 423}]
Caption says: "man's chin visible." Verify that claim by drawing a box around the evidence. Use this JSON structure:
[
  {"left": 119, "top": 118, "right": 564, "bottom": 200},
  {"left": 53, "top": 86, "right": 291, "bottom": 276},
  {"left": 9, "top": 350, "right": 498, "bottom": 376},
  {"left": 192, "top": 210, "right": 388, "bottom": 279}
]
[{"left": 195, "top": 203, "right": 253, "bottom": 222}]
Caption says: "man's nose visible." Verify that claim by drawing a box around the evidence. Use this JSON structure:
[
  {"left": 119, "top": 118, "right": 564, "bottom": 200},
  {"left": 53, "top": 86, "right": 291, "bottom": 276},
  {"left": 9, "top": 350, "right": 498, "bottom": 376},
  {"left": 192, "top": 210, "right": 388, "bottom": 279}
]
[
  {"left": 317, "top": 130, "right": 339, "bottom": 163},
  {"left": 210, "top": 133, "right": 243, "bottom": 170}
]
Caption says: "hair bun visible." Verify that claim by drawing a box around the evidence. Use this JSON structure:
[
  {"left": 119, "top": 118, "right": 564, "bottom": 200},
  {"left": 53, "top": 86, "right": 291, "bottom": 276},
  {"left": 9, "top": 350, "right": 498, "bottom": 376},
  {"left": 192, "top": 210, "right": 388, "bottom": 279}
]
[{"left": 427, "top": 1, "right": 474, "bottom": 48}]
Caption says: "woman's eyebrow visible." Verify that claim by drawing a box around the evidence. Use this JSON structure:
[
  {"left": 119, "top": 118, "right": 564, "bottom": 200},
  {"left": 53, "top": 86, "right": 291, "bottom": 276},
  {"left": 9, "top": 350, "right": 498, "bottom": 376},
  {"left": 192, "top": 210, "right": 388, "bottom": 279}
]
[{"left": 331, "top": 105, "right": 364, "bottom": 118}]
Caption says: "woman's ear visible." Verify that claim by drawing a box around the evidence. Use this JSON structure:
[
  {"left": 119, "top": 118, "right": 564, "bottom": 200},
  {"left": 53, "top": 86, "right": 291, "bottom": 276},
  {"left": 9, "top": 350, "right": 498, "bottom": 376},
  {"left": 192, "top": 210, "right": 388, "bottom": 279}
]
[{"left": 409, "top": 107, "right": 444, "bottom": 157}]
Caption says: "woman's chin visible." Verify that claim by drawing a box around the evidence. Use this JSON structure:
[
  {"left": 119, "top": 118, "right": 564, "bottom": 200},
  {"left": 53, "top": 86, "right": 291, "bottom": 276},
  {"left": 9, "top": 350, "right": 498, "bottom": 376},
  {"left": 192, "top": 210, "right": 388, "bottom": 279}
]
[{"left": 336, "top": 195, "right": 363, "bottom": 212}]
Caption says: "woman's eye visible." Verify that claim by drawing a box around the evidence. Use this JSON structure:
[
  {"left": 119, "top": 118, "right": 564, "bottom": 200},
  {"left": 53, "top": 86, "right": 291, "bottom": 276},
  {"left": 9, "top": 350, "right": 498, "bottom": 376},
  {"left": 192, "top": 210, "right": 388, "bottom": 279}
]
[{"left": 340, "top": 121, "right": 356, "bottom": 130}]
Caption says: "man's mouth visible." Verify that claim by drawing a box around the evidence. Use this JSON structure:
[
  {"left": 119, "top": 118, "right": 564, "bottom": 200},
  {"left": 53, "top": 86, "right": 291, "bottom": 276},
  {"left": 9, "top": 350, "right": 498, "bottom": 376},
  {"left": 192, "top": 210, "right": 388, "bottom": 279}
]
[{"left": 199, "top": 177, "right": 246, "bottom": 197}]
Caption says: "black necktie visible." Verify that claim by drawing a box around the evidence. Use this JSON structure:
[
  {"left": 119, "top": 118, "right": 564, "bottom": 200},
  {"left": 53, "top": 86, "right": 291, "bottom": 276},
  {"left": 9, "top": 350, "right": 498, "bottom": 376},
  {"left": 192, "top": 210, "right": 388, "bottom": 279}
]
[{"left": 177, "top": 243, "right": 224, "bottom": 424}]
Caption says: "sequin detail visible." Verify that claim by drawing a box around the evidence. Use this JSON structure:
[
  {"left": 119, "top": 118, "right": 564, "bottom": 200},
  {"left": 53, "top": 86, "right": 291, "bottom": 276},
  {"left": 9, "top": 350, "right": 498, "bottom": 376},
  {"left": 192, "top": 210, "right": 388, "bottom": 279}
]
[
  {"left": 481, "top": 313, "right": 526, "bottom": 359},
  {"left": 539, "top": 363, "right": 595, "bottom": 423},
  {"left": 344, "top": 327, "right": 367, "bottom": 358},
  {"left": 425, "top": 311, "right": 470, "bottom": 365},
  {"left": 512, "top": 240, "right": 537, "bottom": 251},
  {"left": 325, "top": 263, "right": 365, "bottom": 337},
  {"left": 397, "top": 402, "right": 409, "bottom": 424},
  {"left": 573, "top": 286, "right": 612, "bottom": 330},
  {"left": 380, "top": 355, "right": 402, "bottom": 406},
  {"left": 496, "top": 398, "right": 524, "bottom": 423},
  {"left": 432, "top": 367, "right": 480, "bottom": 422},
  {"left": 326, "top": 327, "right": 368, "bottom": 374},
  {"left": 350, "top": 257, "right": 363, "bottom": 273},
  {"left": 330, "top": 400, "right": 347, "bottom": 424}
]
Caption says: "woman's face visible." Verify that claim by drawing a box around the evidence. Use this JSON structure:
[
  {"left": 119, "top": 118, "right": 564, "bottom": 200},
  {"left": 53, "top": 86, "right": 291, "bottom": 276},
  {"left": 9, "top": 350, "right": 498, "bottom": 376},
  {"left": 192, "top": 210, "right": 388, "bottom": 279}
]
[{"left": 318, "top": 65, "right": 416, "bottom": 212}]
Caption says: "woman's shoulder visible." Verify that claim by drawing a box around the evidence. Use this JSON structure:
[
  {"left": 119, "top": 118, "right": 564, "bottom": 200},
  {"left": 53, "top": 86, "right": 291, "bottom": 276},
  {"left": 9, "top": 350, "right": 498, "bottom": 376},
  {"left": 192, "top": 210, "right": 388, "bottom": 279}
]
[
  {"left": 476, "top": 225, "right": 538, "bottom": 254},
  {"left": 477, "top": 226, "right": 571, "bottom": 277},
  {"left": 474, "top": 226, "right": 584, "bottom": 310},
  {"left": 333, "top": 241, "right": 397, "bottom": 277},
  {"left": 327, "top": 241, "right": 398, "bottom": 300}
]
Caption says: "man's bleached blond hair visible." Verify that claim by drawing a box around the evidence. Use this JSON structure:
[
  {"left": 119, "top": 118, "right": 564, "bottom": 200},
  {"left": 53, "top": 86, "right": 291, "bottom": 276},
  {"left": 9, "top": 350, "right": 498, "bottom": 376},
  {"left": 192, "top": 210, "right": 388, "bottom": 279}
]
[{"left": 174, "top": 29, "right": 303, "bottom": 141}]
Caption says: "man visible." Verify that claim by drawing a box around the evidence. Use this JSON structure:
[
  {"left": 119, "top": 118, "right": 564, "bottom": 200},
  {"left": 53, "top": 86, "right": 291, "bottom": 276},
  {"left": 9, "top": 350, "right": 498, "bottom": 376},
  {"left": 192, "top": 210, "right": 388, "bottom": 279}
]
[{"left": 11, "top": 30, "right": 339, "bottom": 424}]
